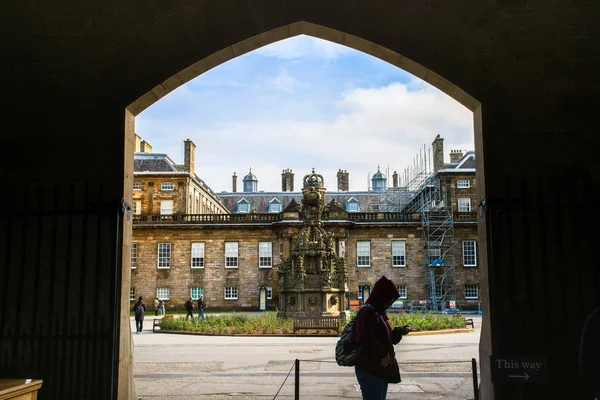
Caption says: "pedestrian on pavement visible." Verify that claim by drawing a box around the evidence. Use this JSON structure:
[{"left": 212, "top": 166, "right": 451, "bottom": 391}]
[
  {"left": 133, "top": 296, "right": 146, "bottom": 334},
  {"left": 158, "top": 299, "right": 165, "bottom": 317},
  {"left": 354, "top": 276, "right": 410, "bottom": 400},
  {"left": 184, "top": 296, "right": 195, "bottom": 320},
  {"left": 197, "top": 295, "right": 206, "bottom": 319},
  {"left": 154, "top": 297, "right": 159, "bottom": 316}
]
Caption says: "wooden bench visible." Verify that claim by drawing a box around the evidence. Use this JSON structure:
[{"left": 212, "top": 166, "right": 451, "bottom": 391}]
[
  {"left": 152, "top": 314, "right": 174, "bottom": 332},
  {"left": 293, "top": 317, "right": 340, "bottom": 335},
  {"left": 464, "top": 318, "right": 474, "bottom": 329}
]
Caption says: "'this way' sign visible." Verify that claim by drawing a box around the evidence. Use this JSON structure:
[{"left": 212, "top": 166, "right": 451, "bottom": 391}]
[{"left": 491, "top": 356, "right": 547, "bottom": 384}]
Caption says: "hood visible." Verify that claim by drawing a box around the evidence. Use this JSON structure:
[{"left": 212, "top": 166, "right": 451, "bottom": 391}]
[{"left": 365, "top": 276, "right": 400, "bottom": 312}]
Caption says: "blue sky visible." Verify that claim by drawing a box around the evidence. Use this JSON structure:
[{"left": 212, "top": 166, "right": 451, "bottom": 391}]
[{"left": 136, "top": 35, "right": 474, "bottom": 193}]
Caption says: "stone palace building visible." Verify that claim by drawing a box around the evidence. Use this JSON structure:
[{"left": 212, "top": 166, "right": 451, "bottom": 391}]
[{"left": 130, "top": 135, "right": 480, "bottom": 312}]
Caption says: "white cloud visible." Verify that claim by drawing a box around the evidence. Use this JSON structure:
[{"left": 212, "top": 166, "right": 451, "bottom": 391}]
[
  {"left": 165, "top": 80, "right": 474, "bottom": 192},
  {"left": 267, "top": 69, "right": 299, "bottom": 93},
  {"left": 253, "top": 35, "right": 352, "bottom": 60}
]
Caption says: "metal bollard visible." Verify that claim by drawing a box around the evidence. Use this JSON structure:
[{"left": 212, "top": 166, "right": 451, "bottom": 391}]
[
  {"left": 295, "top": 359, "right": 300, "bottom": 400},
  {"left": 472, "top": 358, "right": 479, "bottom": 400}
]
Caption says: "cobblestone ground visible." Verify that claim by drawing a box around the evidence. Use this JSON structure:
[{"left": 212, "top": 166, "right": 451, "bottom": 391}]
[{"left": 132, "top": 316, "right": 482, "bottom": 399}]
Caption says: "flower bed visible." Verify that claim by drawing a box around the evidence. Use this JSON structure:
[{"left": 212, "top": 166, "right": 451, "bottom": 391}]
[{"left": 158, "top": 311, "right": 467, "bottom": 335}]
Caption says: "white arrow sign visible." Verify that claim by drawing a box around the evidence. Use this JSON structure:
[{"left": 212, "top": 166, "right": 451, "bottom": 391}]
[{"left": 508, "top": 373, "right": 530, "bottom": 381}]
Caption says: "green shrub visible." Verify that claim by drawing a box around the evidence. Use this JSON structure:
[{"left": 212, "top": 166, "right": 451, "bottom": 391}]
[{"left": 158, "top": 311, "right": 466, "bottom": 334}]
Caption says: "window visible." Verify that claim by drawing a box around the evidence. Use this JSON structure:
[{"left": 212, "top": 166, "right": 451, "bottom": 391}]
[
  {"left": 259, "top": 242, "right": 272, "bottom": 268},
  {"left": 130, "top": 287, "right": 135, "bottom": 301},
  {"left": 268, "top": 199, "right": 281, "bottom": 213},
  {"left": 358, "top": 287, "right": 364, "bottom": 301},
  {"left": 161, "top": 182, "right": 174, "bottom": 191},
  {"left": 157, "top": 287, "right": 170, "bottom": 300},
  {"left": 435, "top": 286, "right": 443, "bottom": 299},
  {"left": 191, "top": 287, "right": 204, "bottom": 300},
  {"left": 428, "top": 240, "right": 442, "bottom": 266},
  {"left": 131, "top": 243, "right": 137, "bottom": 269},
  {"left": 225, "top": 242, "right": 238, "bottom": 268},
  {"left": 158, "top": 243, "right": 171, "bottom": 268},
  {"left": 463, "top": 240, "right": 477, "bottom": 266},
  {"left": 224, "top": 287, "right": 238, "bottom": 300},
  {"left": 160, "top": 200, "right": 173, "bottom": 215},
  {"left": 133, "top": 182, "right": 142, "bottom": 190},
  {"left": 458, "top": 198, "right": 471, "bottom": 212},
  {"left": 237, "top": 200, "right": 249, "bottom": 213},
  {"left": 392, "top": 240, "right": 406, "bottom": 267},
  {"left": 397, "top": 286, "right": 407, "bottom": 299},
  {"left": 191, "top": 243, "right": 205, "bottom": 268},
  {"left": 464, "top": 285, "right": 479, "bottom": 299},
  {"left": 266, "top": 286, "right": 273, "bottom": 300},
  {"left": 457, "top": 179, "right": 470, "bottom": 188},
  {"left": 357, "top": 241, "right": 370, "bottom": 267},
  {"left": 347, "top": 200, "right": 359, "bottom": 212},
  {"left": 133, "top": 200, "right": 141, "bottom": 215}
]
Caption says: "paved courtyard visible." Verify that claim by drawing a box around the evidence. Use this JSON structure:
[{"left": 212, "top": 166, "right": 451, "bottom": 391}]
[{"left": 132, "top": 316, "right": 482, "bottom": 399}]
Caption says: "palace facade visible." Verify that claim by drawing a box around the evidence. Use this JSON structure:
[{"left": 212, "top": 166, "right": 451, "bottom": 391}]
[{"left": 130, "top": 135, "right": 480, "bottom": 312}]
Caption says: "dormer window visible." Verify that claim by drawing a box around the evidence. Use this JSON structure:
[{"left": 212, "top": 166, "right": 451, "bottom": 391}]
[
  {"left": 346, "top": 198, "right": 360, "bottom": 212},
  {"left": 161, "top": 182, "right": 174, "bottom": 191},
  {"left": 237, "top": 198, "right": 249, "bottom": 213},
  {"left": 268, "top": 198, "right": 281, "bottom": 213}
]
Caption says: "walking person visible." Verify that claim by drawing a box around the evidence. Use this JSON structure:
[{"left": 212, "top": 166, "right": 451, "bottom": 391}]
[
  {"left": 154, "top": 297, "right": 159, "bottom": 316},
  {"left": 158, "top": 299, "right": 165, "bottom": 317},
  {"left": 184, "top": 296, "right": 195, "bottom": 320},
  {"left": 133, "top": 296, "right": 146, "bottom": 334},
  {"left": 354, "top": 276, "right": 410, "bottom": 400},
  {"left": 197, "top": 295, "right": 206, "bottom": 319}
]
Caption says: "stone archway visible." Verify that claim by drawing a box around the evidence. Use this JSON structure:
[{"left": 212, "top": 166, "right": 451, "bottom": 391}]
[
  {"left": 122, "top": 19, "right": 490, "bottom": 400},
  {"left": 5, "top": 2, "right": 598, "bottom": 399},
  {"left": 127, "top": 21, "right": 480, "bottom": 115}
]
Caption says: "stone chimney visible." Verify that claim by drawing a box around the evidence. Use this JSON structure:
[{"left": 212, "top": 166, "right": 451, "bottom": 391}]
[
  {"left": 432, "top": 135, "right": 444, "bottom": 172},
  {"left": 337, "top": 169, "right": 349, "bottom": 191},
  {"left": 134, "top": 133, "right": 142, "bottom": 152},
  {"left": 232, "top": 172, "right": 237, "bottom": 193},
  {"left": 450, "top": 149, "right": 464, "bottom": 163},
  {"left": 392, "top": 171, "right": 398, "bottom": 188},
  {"left": 184, "top": 139, "right": 196, "bottom": 174},
  {"left": 140, "top": 140, "right": 153, "bottom": 153},
  {"left": 281, "top": 169, "right": 294, "bottom": 192}
]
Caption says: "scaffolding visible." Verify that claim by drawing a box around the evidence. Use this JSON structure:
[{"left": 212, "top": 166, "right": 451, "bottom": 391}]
[
  {"left": 375, "top": 141, "right": 457, "bottom": 310},
  {"left": 397, "top": 144, "right": 456, "bottom": 311}
]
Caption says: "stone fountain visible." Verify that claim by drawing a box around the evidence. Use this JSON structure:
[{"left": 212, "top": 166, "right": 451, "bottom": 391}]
[{"left": 277, "top": 169, "right": 349, "bottom": 318}]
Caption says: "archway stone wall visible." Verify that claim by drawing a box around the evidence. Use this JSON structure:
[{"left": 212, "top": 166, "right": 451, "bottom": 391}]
[
  {"left": 128, "top": 21, "right": 481, "bottom": 116},
  {"left": 1, "top": 1, "right": 599, "bottom": 399}
]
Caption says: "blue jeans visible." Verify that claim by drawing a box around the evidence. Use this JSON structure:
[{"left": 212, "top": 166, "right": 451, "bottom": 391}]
[
  {"left": 356, "top": 371, "right": 388, "bottom": 400},
  {"left": 198, "top": 308, "right": 205, "bottom": 319},
  {"left": 135, "top": 318, "right": 143, "bottom": 333}
]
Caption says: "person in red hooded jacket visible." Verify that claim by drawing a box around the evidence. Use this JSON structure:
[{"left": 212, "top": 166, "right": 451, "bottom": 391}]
[{"left": 355, "top": 276, "right": 410, "bottom": 400}]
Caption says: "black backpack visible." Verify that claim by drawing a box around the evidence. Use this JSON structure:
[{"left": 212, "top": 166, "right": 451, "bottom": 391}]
[
  {"left": 335, "top": 303, "right": 378, "bottom": 367},
  {"left": 135, "top": 302, "right": 144, "bottom": 318}
]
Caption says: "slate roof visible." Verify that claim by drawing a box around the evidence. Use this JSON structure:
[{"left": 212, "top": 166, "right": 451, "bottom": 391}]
[
  {"left": 217, "top": 191, "right": 389, "bottom": 214},
  {"left": 133, "top": 152, "right": 223, "bottom": 204},
  {"left": 134, "top": 158, "right": 178, "bottom": 172},
  {"left": 439, "top": 151, "right": 476, "bottom": 172}
]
